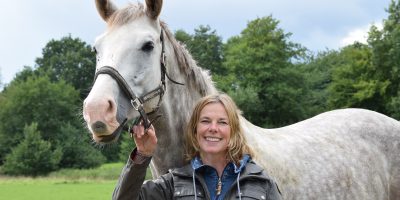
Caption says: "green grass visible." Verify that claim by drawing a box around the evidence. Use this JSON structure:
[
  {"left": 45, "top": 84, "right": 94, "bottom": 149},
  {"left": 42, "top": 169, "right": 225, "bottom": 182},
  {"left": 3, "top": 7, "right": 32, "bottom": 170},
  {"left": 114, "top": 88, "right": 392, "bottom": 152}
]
[
  {"left": 0, "top": 162, "right": 153, "bottom": 200},
  {"left": 48, "top": 162, "right": 125, "bottom": 180},
  {"left": 0, "top": 178, "right": 116, "bottom": 200}
]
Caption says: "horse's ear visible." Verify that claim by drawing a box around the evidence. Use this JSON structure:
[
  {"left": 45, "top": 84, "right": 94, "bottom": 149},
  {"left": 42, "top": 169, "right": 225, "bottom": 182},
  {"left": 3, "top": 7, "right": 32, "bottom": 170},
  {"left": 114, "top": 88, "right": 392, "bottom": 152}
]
[
  {"left": 145, "top": 0, "right": 163, "bottom": 19},
  {"left": 95, "top": 0, "right": 118, "bottom": 22}
]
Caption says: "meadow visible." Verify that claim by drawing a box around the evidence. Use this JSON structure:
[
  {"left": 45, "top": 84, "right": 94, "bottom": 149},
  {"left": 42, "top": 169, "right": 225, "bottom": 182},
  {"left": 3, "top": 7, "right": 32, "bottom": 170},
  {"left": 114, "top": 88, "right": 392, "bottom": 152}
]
[{"left": 0, "top": 163, "right": 152, "bottom": 200}]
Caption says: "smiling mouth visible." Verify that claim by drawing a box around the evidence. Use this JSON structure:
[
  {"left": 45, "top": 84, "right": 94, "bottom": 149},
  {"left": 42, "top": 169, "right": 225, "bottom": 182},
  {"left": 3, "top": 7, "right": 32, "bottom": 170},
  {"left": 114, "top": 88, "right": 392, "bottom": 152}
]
[{"left": 205, "top": 137, "right": 222, "bottom": 142}]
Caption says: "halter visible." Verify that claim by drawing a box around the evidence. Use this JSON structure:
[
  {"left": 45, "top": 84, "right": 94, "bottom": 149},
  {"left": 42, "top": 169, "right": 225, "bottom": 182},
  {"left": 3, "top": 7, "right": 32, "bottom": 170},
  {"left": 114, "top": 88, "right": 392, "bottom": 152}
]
[{"left": 93, "top": 29, "right": 183, "bottom": 141}]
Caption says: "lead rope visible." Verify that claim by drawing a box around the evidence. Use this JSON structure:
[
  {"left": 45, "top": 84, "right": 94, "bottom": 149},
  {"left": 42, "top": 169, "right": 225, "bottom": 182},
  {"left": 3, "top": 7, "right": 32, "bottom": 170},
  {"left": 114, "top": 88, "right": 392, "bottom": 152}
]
[
  {"left": 237, "top": 171, "right": 242, "bottom": 200},
  {"left": 192, "top": 170, "right": 198, "bottom": 200}
]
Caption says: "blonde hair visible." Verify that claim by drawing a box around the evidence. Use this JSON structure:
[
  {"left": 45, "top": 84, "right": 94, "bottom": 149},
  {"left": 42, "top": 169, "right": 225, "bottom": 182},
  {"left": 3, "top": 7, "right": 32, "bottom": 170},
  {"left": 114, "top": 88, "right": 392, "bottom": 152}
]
[{"left": 184, "top": 93, "right": 253, "bottom": 165}]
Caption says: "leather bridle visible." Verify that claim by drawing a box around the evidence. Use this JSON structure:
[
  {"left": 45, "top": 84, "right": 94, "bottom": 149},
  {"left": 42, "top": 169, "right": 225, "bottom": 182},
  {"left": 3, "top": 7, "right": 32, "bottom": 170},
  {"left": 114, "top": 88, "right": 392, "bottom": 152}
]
[{"left": 93, "top": 29, "right": 183, "bottom": 142}]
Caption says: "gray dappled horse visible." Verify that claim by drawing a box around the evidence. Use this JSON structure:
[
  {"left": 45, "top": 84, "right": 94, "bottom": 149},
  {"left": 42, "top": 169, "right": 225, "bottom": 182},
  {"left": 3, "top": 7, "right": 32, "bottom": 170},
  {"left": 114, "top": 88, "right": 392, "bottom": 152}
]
[{"left": 82, "top": 0, "right": 400, "bottom": 199}]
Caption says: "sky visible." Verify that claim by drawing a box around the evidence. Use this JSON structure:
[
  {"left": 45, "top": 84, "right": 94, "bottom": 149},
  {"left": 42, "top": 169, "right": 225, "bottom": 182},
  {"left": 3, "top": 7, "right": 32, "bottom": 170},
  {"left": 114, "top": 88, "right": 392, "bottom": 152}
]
[{"left": 0, "top": 0, "right": 390, "bottom": 85}]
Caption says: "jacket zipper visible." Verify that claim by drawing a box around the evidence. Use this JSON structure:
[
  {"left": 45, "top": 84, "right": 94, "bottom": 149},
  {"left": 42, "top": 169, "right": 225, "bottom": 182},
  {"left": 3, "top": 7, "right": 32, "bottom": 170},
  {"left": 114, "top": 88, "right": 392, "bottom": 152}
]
[{"left": 216, "top": 177, "right": 222, "bottom": 196}]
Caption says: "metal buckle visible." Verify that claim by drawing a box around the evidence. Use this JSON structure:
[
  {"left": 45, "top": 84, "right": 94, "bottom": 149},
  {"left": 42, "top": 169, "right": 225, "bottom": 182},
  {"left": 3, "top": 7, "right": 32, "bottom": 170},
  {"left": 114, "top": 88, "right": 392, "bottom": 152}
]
[
  {"left": 161, "top": 52, "right": 166, "bottom": 65},
  {"left": 131, "top": 98, "right": 142, "bottom": 111}
]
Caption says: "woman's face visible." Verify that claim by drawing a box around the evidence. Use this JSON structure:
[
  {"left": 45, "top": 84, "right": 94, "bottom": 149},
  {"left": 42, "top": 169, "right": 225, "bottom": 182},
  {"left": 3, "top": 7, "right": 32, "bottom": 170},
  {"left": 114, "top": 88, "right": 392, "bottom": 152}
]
[{"left": 196, "top": 102, "right": 231, "bottom": 158}]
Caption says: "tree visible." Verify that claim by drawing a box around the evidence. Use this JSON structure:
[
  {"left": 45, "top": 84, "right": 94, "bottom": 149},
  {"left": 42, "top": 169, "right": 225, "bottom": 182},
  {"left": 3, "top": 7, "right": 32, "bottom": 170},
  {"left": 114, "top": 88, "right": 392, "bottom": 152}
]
[
  {"left": 0, "top": 76, "right": 80, "bottom": 163},
  {"left": 175, "top": 25, "right": 224, "bottom": 75},
  {"left": 1, "top": 123, "right": 62, "bottom": 176},
  {"left": 222, "top": 16, "right": 308, "bottom": 127},
  {"left": 328, "top": 43, "right": 388, "bottom": 111},
  {"left": 174, "top": 30, "right": 192, "bottom": 44},
  {"left": 58, "top": 123, "right": 105, "bottom": 169},
  {"left": 0, "top": 68, "right": 3, "bottom": 89},
  {"left": 119, "top": 131, "right": 136, "bottom": 162},
  {"left": 35, "top": 35, "right": 96, "bottom": 99},
  {"left": 297, "top": 50, "right": 337, "bottom": 117},
  {"left": 367, "top": 0, "right": 400, "bottom": 119}
]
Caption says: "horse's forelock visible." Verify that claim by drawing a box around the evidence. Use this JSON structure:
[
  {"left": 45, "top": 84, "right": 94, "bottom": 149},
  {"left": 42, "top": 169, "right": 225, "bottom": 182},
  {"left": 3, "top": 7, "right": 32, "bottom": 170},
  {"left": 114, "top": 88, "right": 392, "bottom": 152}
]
[{"left": 107, "top": 3, "right": 146, "bottom": 27}]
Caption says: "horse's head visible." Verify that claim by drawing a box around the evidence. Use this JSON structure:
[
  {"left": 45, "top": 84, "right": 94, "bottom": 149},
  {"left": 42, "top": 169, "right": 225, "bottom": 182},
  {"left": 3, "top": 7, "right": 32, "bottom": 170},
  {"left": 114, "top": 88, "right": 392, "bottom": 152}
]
[{"left": 83, "top": 0, "right": 165, "bottom": 143}]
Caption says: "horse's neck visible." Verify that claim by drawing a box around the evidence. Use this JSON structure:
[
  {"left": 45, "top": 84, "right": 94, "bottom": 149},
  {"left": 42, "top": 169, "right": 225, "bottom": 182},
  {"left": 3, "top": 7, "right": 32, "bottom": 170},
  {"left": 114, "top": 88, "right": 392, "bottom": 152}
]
[{"left": 150, "top": 37, "right": 217, "bottom": 177}]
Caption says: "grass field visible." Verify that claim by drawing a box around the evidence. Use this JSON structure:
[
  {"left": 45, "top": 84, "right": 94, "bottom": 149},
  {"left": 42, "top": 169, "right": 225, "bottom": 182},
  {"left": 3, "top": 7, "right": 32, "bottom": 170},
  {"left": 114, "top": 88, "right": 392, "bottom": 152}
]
[
  {"left": 0, "top": 162, "right": 152, "bottom": 200},
  {"left": 0, "top": 178, "right": 116, "bottom": 200}
]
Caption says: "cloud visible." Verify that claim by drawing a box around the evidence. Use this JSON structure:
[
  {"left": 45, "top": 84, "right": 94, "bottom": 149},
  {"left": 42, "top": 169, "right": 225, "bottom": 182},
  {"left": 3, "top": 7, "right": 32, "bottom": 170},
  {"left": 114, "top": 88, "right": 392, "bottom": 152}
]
[{"left": 339, "top": 22, "right": 383, "bottom": 47}]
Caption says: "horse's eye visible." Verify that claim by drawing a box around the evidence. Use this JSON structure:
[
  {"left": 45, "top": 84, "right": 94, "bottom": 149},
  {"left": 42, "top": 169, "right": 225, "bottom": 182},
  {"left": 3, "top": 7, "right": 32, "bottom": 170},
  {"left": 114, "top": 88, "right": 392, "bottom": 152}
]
[
  {"left": 92, "top": 47, "right": 97, "bottom": 54},
  {"left": 141, "top": 41, "right": 154, "bottom": 52}
]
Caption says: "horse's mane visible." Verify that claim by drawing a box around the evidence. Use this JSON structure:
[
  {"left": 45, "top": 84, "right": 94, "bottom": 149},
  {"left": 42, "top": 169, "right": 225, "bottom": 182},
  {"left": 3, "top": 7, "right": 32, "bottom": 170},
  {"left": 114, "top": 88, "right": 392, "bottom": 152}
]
[
  {"left": 160, "top": 22, "right": 216, "bottom": 96},
  {"left": 107, "top": 3, "right": 216, "bottom": 96}
]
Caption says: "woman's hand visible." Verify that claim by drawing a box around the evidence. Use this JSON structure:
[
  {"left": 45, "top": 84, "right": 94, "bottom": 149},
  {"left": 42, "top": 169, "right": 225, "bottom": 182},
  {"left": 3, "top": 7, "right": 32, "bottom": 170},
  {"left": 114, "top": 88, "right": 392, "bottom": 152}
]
[{"left": 131, "top": 121, "right": 157, "bottom": 156}]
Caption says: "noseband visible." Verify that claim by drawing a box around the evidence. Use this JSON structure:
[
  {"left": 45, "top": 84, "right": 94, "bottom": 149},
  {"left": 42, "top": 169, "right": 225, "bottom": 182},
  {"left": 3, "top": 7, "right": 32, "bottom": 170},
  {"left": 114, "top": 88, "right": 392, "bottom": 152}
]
[{"left": 93, "top": 29, "right": 183, "bottom": 141}]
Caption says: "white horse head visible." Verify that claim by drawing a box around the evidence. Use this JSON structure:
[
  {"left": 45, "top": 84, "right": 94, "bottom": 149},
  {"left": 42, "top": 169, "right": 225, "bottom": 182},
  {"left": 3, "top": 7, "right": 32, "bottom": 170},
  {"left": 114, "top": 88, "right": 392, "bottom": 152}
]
[{"left": 84, "top": 0, "right": 167, "bottom": 143}]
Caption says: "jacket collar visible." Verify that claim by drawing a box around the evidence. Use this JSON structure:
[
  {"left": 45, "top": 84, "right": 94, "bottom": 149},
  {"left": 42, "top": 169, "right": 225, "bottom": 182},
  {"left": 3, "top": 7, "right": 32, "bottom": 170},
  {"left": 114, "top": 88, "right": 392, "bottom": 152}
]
[
  {"left": 172, "top": 156, "right": 264, "bottom": 178},
  {"left": 191, "top": 154, "right": 250, "bottom": 173}
]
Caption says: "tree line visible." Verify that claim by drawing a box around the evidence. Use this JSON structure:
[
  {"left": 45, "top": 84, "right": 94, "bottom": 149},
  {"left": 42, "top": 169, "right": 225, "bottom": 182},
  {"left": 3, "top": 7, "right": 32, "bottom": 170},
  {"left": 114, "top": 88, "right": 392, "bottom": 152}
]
[{"left": 0, "top": 0, "right": 399, "bottom": 176}]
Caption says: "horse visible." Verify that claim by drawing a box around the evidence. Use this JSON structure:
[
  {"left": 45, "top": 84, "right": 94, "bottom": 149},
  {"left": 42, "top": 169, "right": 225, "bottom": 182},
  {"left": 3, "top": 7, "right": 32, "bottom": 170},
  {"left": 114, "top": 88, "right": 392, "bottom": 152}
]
[{"left": 82, "top": 0, "right": 400, "bottom": 199}]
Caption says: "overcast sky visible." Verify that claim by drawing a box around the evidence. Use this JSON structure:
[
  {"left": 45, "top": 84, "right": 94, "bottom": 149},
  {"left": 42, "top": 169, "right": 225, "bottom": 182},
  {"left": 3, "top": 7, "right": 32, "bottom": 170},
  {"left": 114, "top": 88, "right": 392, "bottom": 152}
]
[{"left": 0, "top": 0, "right": 390, "bottom": 85}]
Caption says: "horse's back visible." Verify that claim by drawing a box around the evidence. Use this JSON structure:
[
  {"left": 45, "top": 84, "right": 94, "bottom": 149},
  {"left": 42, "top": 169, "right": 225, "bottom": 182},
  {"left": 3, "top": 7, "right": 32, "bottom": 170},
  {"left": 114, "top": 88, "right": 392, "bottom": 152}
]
[{"left": 241, "top": 108, "right": 400, "bottom": 200}]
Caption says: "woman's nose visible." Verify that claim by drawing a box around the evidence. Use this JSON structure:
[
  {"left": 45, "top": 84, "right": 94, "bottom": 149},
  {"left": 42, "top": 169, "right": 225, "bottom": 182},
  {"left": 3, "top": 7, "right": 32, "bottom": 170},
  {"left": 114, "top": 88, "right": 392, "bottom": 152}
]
[{"left": 209, "top": 122, "right": 218, "bottom": 131}]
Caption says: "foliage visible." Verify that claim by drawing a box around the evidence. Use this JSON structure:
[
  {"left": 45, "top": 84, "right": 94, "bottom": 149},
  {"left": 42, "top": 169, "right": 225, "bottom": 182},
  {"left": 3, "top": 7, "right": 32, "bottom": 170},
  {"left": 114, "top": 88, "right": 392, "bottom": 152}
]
[
  {"left": 98, "top": 143, "right": 121, "bottom": 163},
  {"left": 322, "top": 0, "right": 400, "bottom": 119},
  {"left": 227, "top": 86, "right": 265, "bottom": 125},
  {"left": 222, "top": 16, "right": 308, "bottom": 127},
  {"left": 367, "top": 0, "right": 400, "bottom": 118},
  {"left": 35, "top": 35, "right": 96, "bottom": 99},
  {"left": 118, "top": 131, "right": 136, "bottom": 163},
  {"left": 58, "top": 124, "right": 106, "bottom": 169},
  {"left": 297, "top": 50, "right": 337, "bottom": 117},
  {"left": 0, "top": 69, "right": 3, "bottom": 89},
  {"left": 174, "top": 29, "right": 192, "bottom": 44},
  {"left": 1, "top": 123, "right": 62, "bottom": 176},
  {"left": 328, "top": 43, "right": 389, "bottom": 111},
  {"left": 0, "top": 76, "right": 80, "bottom": 163},
  {"left": 175, "top": 25, "right": 225, "bottom": 75},
  {"left": 8, "top": 66, "right": 37, "bottom": 86}
]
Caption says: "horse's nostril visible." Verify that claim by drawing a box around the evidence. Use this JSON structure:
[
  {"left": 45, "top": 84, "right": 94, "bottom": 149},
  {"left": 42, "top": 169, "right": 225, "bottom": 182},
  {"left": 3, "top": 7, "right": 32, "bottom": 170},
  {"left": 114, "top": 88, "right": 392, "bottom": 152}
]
[
  {"left": 92, "top": 121, "right": 107, "bottom": 133},
  {"left": 108, "top": 100, "right": 114, "bottom": 112}
]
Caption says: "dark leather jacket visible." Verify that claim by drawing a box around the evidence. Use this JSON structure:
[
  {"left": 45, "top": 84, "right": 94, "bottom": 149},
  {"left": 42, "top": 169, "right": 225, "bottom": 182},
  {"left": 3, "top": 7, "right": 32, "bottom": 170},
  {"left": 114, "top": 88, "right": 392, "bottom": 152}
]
[{"left": 112, "top": 157, "right": 281, "bottom": 200}]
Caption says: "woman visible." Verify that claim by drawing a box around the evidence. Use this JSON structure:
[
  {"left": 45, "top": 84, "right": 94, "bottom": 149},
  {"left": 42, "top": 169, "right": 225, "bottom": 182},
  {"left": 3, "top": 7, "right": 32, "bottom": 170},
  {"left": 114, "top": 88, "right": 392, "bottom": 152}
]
[{"left": 113, "top": 94, "right": 281, "bottom": 200}]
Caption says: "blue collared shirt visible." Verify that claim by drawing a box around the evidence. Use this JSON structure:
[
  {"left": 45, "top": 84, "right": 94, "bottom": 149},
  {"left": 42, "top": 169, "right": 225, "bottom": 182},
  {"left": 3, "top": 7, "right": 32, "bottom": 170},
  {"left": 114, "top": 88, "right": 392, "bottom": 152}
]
[{"left": 191, "top": 155, "right": 250, "bottom": 200}]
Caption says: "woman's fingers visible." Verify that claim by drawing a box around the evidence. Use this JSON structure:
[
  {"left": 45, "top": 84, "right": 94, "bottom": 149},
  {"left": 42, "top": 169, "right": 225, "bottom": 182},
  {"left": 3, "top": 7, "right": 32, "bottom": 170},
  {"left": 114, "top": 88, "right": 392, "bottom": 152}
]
[
  {"left": 133, "top": 123, "right": 146, "bottom": 138},
  {"left": 145, "top": 125, "right": 157, "bottom": 143},
  {"left": 132, "top": 121, "right": 157, "bottom": 156}
]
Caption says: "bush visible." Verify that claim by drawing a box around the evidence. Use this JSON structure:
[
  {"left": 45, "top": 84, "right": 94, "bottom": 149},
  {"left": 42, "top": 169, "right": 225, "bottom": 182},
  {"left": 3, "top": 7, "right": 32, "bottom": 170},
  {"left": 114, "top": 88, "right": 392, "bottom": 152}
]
[
  {"left": 2, "top": 123, "right": 62, "bottom": 176},
  {"left": 119, "top": 132, "right": 136, "bottom": 163},
  {"left": 58, "top": 124, "right": 106, "bottom": 169}
]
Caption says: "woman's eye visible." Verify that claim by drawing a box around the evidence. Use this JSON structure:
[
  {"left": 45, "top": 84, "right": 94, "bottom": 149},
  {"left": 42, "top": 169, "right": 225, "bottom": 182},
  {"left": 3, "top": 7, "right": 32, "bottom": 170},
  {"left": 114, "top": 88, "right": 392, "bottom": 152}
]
[
  {"left": 141, "top": 41, "right": 154, "bottom": 52},
  {"left": 200, "top": 120, "right": 210, "bottom": 124},
  {"left": 219, "top": 121, "right": 228, "bottom": 125}
]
